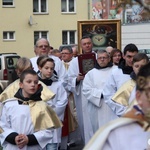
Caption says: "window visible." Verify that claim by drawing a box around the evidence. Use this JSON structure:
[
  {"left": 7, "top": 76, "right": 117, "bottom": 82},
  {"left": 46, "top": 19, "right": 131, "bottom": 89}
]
[
  {"left": 62, "top": 31, "right": 76, "bottom": 45},
  {"left": 61, "top": 0, "right": 75, "bottom": 13},
  {"left": 6, "top": 56, "right": 19, "bottom": 69},
  {"left": 33, "top": 0, "right": 47, "bottom": 13},
  {"left": 34, "top": 31, "right": 48, "bottom": 45},
  {"left": 2, "top": 0, "right": 14, "bottom": 6},
  {"left": 3, "top": 32, "right": 15, "bottom": 40}
]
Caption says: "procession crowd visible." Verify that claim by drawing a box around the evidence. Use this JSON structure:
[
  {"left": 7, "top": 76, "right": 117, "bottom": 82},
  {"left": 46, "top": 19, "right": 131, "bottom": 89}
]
[{"left": 0, "top": 36, "right": 150, "bottom": 150}]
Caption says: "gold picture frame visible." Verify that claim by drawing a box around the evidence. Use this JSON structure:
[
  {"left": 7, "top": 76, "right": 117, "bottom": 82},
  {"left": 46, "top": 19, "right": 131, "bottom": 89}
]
[{"left": 77, "top": 19, "right": 121, "bottom": 54}]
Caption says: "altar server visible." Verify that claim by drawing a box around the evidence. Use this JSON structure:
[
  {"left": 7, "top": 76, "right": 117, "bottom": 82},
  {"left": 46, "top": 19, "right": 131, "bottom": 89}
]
[
  {"left": 111, "top": 53, "right": 149, "bottom": 115},
  {"left": 82, "top": 50, "right": 117, "bottom": 138},
  {"left": 0, "top": 70, "right": 62, "bottom": 150},
  {"left": 103, "top": 43, "right": 138, "bottom": 116},
  {"left": 37, "top": 56, "right": 68, "bottom": 150},
  {"left": 84, "top": 62, "right": 150, "bottom": 150}
]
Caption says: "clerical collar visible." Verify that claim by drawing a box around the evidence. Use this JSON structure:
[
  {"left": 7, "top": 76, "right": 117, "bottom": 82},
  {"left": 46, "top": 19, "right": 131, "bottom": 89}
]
[
  {"left": 118, "top": 60, "right": 133, "bottom": 75},
  {"left": 14, "top": 86, "right": 43, "bottom": 103},
  {"left": 38, "top": 72, "right": 58, "bottom": 86},
  {"left": 94, "top": 61, "right": 113, "bottom": 69},
  {"left": 39, "top": 78, "right": 53, "bottom": 86}
]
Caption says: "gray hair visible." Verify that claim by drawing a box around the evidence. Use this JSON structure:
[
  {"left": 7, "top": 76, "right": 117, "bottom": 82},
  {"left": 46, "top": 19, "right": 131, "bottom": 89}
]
[
  {"left": 61, "top": 46, "right": 73, "bottom": 53},
  {"left": 97, "top": 50, "right": 110, "bottom": 57},
  {"left": 35, "top": 38, "right": 50, "bottom": 47}
]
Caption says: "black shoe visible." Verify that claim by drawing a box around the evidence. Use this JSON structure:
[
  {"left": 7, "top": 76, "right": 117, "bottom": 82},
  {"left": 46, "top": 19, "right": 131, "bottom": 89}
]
[{"left": 69, "top": 143, "right": 76, "bottom": 147}]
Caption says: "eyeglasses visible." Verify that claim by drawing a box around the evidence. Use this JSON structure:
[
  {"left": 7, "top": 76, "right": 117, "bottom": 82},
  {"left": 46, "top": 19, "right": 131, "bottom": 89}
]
[
  {"left": 37, "top": 45, "right": 49, "bottom": 49},
  {"left": 98, "top": 57, "right": 109, "bottom": 60},
  {"left": 61, "top": 53, "right": 71, "bottom": 55}
]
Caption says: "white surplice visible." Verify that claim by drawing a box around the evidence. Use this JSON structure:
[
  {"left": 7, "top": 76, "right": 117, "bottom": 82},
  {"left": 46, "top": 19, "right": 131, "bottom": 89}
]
[
  {"left": 103, "top": 66, "right": 131, "bottom": 116},
  {"left": 84, "top": 118, "right": 150, "bottom": 150},
  {"left": 30, "top": 55, "right": 66, "bottom": 82},
  {"left": 47, "top": 81, "right": 68, "bottom": 144},
  {"left": 67, "top": 57, "right": 93, "bottom": 144},
  {"left": 82, "top": 67, "right": 118, "bottom": 138},
  {"left": 0, "top": 99, "right": 53, "bottom": 150},
  {"left": 102, "top": 122, "right": 150, "bottom": 150}
]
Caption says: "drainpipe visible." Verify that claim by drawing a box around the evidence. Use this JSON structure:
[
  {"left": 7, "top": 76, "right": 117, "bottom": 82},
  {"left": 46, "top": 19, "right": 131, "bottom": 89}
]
[{"left": 88, "top": 0, "right": 90, "bottom": 19}]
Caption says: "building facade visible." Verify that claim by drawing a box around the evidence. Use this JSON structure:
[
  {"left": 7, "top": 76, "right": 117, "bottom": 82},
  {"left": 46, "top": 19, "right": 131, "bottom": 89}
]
[
  {"left": 0, "top": 0, "right": 150, "bottom": 58},
  {"left": 0, "top": 0, "right": 90, "bottom": 57}
]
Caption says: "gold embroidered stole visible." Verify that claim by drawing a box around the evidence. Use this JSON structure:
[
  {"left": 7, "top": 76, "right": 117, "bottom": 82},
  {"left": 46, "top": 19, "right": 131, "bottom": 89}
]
[
  {"left": 112, "top": 79, "right": 136, "bottom": 106},
  {"left": 123, "top": 107, "right": 150, "bottom": 131},
  {"left": 28, "top": 100, "right": 62, "bottom": 131},
  {"left": 63, "top": 62, "right": 70, "bottom": 70},
  {"left": 1, "top": 99, "right": 62, "bottom": 133}
]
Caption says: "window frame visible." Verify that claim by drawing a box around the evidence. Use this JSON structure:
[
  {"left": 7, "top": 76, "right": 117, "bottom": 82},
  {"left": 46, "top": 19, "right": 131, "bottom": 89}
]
[
  {"left": 2, "top": 0, "right": 14, "bottom": 7},
  {"left": 34, "top": 31, "right": 49, "bottom": 45},
  {"left": 61, "top": 0, "right": 76, "bottom": 13},
  {"left": 62, "top": 30, "right": 76, "bottom": 45},
  {"left": 3, "top": 31, "right": 15, "bottom": 41},
  {"left": 33, "top": 0, "right": 48, "bottom": 14}
]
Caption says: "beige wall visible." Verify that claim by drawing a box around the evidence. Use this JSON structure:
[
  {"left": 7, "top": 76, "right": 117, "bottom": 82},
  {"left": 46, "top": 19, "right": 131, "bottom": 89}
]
[{"left": 0, "top": 0, "right": 89, "bottom": 58}]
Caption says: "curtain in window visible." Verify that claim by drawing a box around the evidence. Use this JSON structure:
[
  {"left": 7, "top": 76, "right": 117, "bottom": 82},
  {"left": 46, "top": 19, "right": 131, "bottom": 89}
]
[
  {"left": 41, "top": 0, "right": 46, "bottom": 12},
  {"left": 61, "top": 0, "right": 67, "bottom": 12},
  {"left": 3, "top": 0, "right": 13, "bottom": 5},
  {"left": 3, "top": 0, "right": 13, "bottom": 2},
  {"left": 69, "top": 0, "right": 74, "bottom": 12},
  {"left": 33, "top": 0, "right": 38, "bottom": 12}
]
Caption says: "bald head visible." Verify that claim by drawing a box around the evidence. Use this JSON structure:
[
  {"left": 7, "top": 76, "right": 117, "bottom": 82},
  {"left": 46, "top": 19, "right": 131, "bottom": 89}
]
[{"left": 105, "top": 46, "right": 113, "bottom": 55}]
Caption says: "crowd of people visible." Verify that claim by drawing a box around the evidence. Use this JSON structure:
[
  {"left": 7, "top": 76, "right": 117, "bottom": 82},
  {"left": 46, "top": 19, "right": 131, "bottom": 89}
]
[{"left": 0, "top": 36, "right": 150, "bottom": 150}]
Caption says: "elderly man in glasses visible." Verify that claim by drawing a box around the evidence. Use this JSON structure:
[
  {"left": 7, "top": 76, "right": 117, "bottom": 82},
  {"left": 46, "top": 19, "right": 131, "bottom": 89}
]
[{"left": 30, "top": 38, "right": 66, "bottom": 82}]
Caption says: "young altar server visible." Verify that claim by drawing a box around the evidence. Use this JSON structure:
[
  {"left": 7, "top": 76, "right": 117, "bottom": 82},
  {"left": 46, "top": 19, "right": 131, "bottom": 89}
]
[
  {"left": 37, "top": 56, "right": 68, "bottom": 150},
  {"left": 82, "top": 50, "right": 117, "bottom": 139},
  {"left": 103, "top": 43, "right": 138, "bottom": 116},
  {"left": 110, "top": 53, "right": 149, "bottom": 116},
  {"left": 84, "top": 62, "right": 150, "bottom": 150},
  {"left": 0, "top": 69, "right": 62, "bottom": 150}
]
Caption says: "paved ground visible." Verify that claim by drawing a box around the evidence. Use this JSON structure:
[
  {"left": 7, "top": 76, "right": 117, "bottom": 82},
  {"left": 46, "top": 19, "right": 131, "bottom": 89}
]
[
  {"left": 0, "top": 143, "right": 84, "bottom": 150},
  {"left": 69, "top": 141, "right": 84, "bottom": 150},
  {"left": 69, "top": 144, "right": 84, "bottom": 150}
]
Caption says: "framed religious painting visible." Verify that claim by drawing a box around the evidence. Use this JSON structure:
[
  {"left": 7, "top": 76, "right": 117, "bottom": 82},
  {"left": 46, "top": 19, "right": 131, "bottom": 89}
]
[
  {"left": 78, "top": 53, "right": 96, "bottom": 76},
  {"left": 77, "top": 19, "right": 121, "bottom": 54}
]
